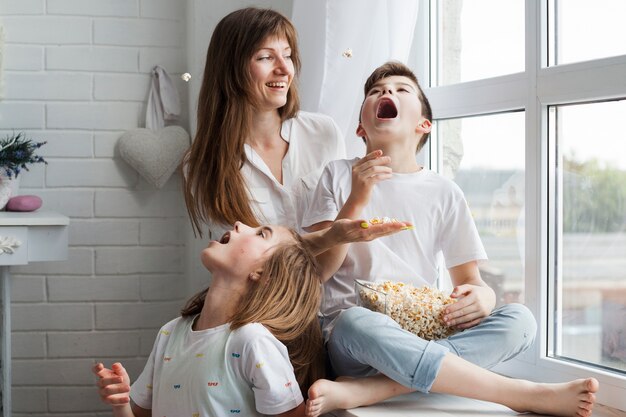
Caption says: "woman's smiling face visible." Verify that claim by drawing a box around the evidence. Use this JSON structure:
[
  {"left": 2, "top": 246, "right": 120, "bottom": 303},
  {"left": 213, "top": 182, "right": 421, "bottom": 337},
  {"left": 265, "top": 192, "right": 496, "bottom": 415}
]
[{"left": 248, "top": 36, "right": 295, "bottom": 111}]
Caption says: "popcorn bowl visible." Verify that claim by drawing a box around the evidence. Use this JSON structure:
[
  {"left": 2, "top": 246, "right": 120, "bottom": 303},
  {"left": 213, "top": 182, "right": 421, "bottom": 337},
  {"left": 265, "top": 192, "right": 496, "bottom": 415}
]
[{"left": 355, "top": 279, "right": 458, "bottom": 341}]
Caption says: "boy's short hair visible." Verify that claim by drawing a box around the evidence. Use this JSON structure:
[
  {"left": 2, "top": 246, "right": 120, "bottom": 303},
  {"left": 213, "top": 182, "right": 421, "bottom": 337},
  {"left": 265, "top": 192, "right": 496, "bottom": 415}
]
[{"left": 362, "top": 61, "right": 432, "bottom": 153}]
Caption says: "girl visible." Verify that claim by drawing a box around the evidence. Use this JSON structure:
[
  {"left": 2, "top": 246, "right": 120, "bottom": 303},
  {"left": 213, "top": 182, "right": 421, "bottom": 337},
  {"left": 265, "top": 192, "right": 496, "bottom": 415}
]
[{"left": 94, "top": 222, "right": 323, "bottom": 416}]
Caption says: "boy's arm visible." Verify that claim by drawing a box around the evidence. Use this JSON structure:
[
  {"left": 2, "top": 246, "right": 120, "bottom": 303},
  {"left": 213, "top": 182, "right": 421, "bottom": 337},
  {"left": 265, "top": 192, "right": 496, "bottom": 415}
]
[{"left": 443, "top": 261, "right": 496, "bottom": 330}]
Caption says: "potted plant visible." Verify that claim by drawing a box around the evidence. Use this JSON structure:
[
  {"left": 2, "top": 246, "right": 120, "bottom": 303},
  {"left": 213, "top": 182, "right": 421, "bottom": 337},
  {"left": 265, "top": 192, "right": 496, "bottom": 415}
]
[{"left": 0, "top": 132, "right": 47, "bottom": 209}]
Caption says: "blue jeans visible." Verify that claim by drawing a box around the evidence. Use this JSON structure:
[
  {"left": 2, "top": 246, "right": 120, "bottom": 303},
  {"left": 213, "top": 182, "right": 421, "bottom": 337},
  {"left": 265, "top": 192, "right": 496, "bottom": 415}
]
[{"left": 327, "top": 303, "right": 537, "bottom": 393}]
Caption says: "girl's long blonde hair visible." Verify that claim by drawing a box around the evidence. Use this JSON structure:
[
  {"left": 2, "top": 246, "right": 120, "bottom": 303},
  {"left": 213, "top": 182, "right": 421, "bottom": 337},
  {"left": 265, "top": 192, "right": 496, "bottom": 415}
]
[
  {"left": 181, "top": 231, "right": 324, "bottom": 394},
  {"left": 183, "top": 8, "right": 301, "bottom": 237}
]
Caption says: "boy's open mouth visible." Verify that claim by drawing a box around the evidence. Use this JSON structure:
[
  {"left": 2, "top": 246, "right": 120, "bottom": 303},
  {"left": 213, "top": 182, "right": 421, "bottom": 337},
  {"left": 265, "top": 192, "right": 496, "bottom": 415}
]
[{"left": 376, "top": 98, "right": 398, "bottom": 119}]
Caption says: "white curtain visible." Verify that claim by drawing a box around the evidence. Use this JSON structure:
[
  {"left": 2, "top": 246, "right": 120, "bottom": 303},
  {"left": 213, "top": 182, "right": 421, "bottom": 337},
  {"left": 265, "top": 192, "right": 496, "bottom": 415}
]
[{"left": 292, "top": 0, "right": 419, "bottom": 157}]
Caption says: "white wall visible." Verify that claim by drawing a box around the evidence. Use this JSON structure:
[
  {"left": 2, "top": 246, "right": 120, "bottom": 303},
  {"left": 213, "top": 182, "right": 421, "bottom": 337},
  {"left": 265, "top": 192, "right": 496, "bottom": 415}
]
[{"left": 0, "top": 0, "right": 188, "bottom": 414}]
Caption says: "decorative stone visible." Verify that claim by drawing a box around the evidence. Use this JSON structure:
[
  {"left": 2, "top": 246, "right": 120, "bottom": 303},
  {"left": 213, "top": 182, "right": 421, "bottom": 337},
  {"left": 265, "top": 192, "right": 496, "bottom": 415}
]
[{"left": 6, "top": 195, "right": 42, "bottom": 212}]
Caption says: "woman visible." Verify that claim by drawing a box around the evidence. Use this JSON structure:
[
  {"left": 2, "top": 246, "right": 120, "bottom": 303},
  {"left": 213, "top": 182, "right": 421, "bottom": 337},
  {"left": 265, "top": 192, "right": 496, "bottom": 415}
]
[{"left": 183, "top": 7, "right": 345, "bottom": 242}]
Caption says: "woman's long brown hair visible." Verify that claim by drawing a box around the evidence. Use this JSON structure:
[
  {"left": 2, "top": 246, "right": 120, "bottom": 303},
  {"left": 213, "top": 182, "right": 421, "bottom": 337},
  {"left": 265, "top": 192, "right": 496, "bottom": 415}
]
[
  {"left": 183, "top": 8, "right": 301, "bottom": 237},
  {"left": 181, "top": 231, "right": 324, "bottom": 394}
]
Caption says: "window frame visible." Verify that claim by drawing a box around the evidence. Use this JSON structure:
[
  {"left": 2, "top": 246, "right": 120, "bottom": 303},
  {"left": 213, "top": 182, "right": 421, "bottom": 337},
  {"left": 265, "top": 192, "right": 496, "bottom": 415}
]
[{"left": 413, "top": 0, "right": 626, "bottom": 409}]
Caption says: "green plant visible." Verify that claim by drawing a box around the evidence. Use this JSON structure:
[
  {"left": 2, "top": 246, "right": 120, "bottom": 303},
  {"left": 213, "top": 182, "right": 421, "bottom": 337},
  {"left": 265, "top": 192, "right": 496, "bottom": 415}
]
[{"left": 0, "top": 132, "right": 47, "bottom": 178}]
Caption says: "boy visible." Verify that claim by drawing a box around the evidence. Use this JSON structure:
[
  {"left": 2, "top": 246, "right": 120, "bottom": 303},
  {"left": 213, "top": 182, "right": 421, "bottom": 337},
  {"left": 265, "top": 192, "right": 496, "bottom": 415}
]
[{"left": 301, "top": 62, "right": 598, "bottom": 417}]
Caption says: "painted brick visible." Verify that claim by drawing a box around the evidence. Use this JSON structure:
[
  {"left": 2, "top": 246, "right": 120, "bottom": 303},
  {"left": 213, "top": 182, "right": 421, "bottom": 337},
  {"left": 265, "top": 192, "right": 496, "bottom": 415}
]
[
  {"left": 48, "top": 276, "right": 139, "bottom": 302},
  {"left": 48, "top": 386, "right": 108, "bottom": 412},
  {"left": 37, "top": 131, "right": 93, "bottom": 158},
  {"left": 12, "top": 304, "right": 93, "bottom": 331},
  {"left": 13, "top": 248, "right": 93, "bottom": 275},
  {"left": 3, "top": 72, "right": 92, "bottom": 100},
  {"left": 139, "top": 218, "right": 183, "bottom": 245},
  {"left": 94, "top": 73, "right": 151, "bottom": 101},
  {"left": 96, "top": 301, "right": 179, "bottom": 330},
  {"left": 140, "top": 274, "right": 186, "bottom": 301},
  {"left": 3, "top": 45, "right": 44, "bottom": 70},
  {"left": 140, "top": 0, "right": 185, "bottom": 19},
  {"left": 13, "top": 358, "right": 96, "bottom": 385},
  {"left": 94, "top": 19, "right": 182, "bottom": 47},
  {"left": 12, "top": 387, "right": 46, "bottom": 413},
  {"left": 0, "top": 0, "right": 44, "bottom": 15},
  {"left": 139, "top": 47, "right": 187, "bottom": 73},
  {"left": 46, "top": 46, "right": 138, "bottom": 72},
  {"left": 69, "top": 219, "right": 139, "bottom": 246},
  {"left": 94, "top": 131, "right": 123, "bottom": 158},
  {"left": 47, "top": 102, "right": 143, "bottom": 130},
  {"left": 0, "top": 102, "right": 45, "bottom": 129},
  {"left": 2, "top": 17, "right": 91, "bottom": 44},
  {"left": 46, "top": 158, "right": 138, "bottom": 187},
  {"left": 95, "top": 189, "right": 185, "bottom": 217},
  {"left": 11, "top": 276, "right": 45, "bottom": 302},
  {"left": 48, "top": 331, "right": 140, "bottom": 358},
  {"left": 47, "top": 0, "right": 139, "bottom": 16},
  {"left": 32, "top": 189, "right": 94, "bottom": 218},
  {"left": 12, "top": 332, "right": 46, "bottom": 358},
  {"left": 15, "top": 163, "right": 45, "bottom": 188},
  {"left": 95, "top": 247, "right": 183, "bottom": 274}
]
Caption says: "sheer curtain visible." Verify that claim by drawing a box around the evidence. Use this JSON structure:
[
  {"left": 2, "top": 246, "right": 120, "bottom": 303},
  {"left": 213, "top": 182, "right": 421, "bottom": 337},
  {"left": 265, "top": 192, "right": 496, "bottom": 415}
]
[{"left": 292, "top": 0, "right": 419, "bottom": 157}]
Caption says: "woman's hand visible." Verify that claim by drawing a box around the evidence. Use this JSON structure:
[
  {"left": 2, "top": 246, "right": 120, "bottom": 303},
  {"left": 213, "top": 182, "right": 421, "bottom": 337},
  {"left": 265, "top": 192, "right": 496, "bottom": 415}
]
[
  {"left": 330, "top": 218, "right": 410, "bottom": 245},
  {"left": 443, "top": 284, "right": 496, "bottom": 330}
]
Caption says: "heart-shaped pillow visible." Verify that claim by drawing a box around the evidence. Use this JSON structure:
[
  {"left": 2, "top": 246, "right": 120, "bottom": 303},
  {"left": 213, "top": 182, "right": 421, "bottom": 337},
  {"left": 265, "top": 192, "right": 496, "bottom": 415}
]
[{"left": 118, "top": 126, "right": 190, "bottom": 189}]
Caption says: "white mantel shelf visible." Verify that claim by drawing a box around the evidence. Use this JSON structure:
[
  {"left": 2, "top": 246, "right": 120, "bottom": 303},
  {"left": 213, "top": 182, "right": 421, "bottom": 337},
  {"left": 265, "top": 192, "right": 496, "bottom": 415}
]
[
  {"left": 0, "top": 211, "right": 70, "bottom": 226},
  {"left": 0, "top": 211, "right": 69, "bottom": 417}
]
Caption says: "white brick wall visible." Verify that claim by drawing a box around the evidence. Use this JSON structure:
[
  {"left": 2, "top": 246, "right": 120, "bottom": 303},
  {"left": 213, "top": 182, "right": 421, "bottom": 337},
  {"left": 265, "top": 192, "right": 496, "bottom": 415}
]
[{"left": 1, "top": 0, "right": 188, "bottom": 414}]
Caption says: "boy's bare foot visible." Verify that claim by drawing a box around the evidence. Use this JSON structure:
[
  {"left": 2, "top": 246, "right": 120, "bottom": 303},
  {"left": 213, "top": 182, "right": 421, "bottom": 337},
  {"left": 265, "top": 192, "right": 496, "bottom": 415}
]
[
  {"left": 306, "top": 377, "right": 360, "bottom": 417},
  {"left": 511, "top": 378, "right": 599, "bottom": 417}
]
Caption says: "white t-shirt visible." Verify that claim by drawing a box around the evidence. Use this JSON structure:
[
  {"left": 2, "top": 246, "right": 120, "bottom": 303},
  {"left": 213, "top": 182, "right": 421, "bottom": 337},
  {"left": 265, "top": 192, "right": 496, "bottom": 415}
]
[
  {"left": 208, "top": 111, "right": 345, "bottom": 241},
  {"left": 302, "top": 158, "right": 487, "bottom": 339},
  {"left": 131, "top": 316, "right": 303, "bottom": 416}
]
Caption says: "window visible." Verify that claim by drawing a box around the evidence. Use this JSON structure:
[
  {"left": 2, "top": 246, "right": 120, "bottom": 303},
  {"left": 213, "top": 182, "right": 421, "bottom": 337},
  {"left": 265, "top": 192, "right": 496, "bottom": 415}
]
[
  {"left": 437, "top": 112, "right": 525, "bottom": 306},
  {"left": 418, "top": 0, "right": 626, "bottom": 409},
  {"left": 550, "top": 100, "right": 626, "bottom": 374},
  {"left": 549, "top": 0, "right": 626, "bottom": 65},
  {"left": 434, "top": 0, "right": 525, "bottom": 85}
]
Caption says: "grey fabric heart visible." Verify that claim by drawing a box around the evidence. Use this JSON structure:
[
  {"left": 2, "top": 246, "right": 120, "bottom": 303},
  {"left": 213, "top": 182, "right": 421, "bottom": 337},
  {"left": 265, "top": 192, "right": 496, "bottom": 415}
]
[{"left": 118, "top": 126, "right": 190, "bottom": 189}]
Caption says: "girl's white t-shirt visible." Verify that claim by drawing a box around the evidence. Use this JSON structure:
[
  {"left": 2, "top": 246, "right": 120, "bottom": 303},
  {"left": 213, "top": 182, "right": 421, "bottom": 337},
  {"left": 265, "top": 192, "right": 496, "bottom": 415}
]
[{"left": 131, "top": 316, "right": 303, "bottom": 416}]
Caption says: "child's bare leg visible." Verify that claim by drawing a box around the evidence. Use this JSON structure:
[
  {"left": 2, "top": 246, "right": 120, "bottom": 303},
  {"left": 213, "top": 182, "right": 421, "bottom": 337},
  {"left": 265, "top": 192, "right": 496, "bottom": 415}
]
[
  {"left": 432, "top": 353, "right": 599, "bottom": 417},
  {"left": 305, "top": 374, "right": 412, "bottom": 417}
]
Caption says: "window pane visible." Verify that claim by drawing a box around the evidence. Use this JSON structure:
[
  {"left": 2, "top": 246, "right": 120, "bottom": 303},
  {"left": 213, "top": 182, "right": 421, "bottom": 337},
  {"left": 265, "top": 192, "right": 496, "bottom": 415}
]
[
  {"left": 550, "top": 0, "right": 626, "bottom": 66},
  {"left": 436, "top": 0, "right": 524, "bottom": 86},
  {"left": 551, "top": 100, "right": 626, "bottom": 373},
  {"left": 438, "top": 112, "right": 525, "bottom": 307}
]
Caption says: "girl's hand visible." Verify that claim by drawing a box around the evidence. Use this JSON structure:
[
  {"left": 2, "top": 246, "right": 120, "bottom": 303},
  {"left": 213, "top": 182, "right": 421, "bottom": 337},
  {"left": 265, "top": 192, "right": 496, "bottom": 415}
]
[
  {"left": 443, "top": 284, "right": 496, "bottom": 329},
  {"left": 347, "top": 150, "right": 392, "bottom": 210},
  {"left": 93, "top": 362, "right": 132, "bottom": 407}
]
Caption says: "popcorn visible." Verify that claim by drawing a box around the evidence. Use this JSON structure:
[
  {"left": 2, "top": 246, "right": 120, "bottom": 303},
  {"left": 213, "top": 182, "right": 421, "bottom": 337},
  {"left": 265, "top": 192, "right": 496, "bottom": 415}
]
[
  {"left": 360, "top": 217, "right": 414, "bottom": 230},
  {"left": 355, "top": 280, "right": 458, "bottom": 340}
]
